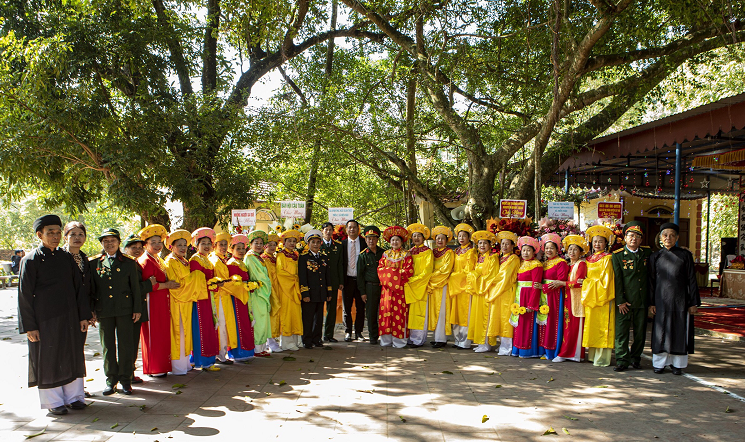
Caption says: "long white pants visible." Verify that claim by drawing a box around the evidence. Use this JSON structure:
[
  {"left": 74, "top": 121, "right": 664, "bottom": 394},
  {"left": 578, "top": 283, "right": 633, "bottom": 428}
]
[
  {"left": 452, "top": 296, "right": 473, "bottom": 349},
  {"left": 409, "top": 298, "right": 430, "bottom": 346},
  {"left": 171, "top": 310, "right": 192, "bottom": 375},
  {"left": 279, "top": 335, "right": 301, "bottom": 351},
  {"left": 39, "top": 378, "right": 84, "bottom": 409},
  {"left": 497, "top": 338, "right": 513, "bottom": 355},
  {"left": 653, "top": 352, "right": 689, "bottom": 369},
  {"left": 432, "top": 287, "right": 450, "bottom": 343},
  {"left": 217, "top": 302, "right": 231, "bottom": 362},
  {"left": 380, "top": 334, "right": 408, "bottom": 348},
  {"left": 267, "top": 337, "right": 281, "bottom": 352}
]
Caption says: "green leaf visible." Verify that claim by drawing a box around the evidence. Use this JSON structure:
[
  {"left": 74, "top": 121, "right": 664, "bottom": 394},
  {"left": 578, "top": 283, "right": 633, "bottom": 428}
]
[
  {"left": 110, "top": 423, "right": 119, "bottom": 429},
  {"left": 278, "top": 381, "right": 286, "bottom": 386},
  {"left": 151, "top": 427, "right": 158, "bottom": 432},
  {"left": 283, "top": 356, "right": 296, "bottom": 361},
  {"left": 482, "top": 415, "right": 489, "bottom": 423},
  {"left": 542, "top": 427, "right": 557, "bottom": 435},
  {"left": 725, "top": 406, "right": 733, "bottom": 413},
  {"left": 562, "top": 428, "right": 570, "bottom": 435},
  {"left": 399, "top": 416, "right": 407, "bottom": 423},
  {"left": 92, "top": 418, "right": 99, "bottom": 422},
  {"left": 547, "top": 377, "right": 554, "bottom": 383},
  {"left": 24, "top": 426, "right": 46, "bottom": 439},
  {"left": 563, "top": 415, "right": 578, "bottom": 421},
  {"left": 494, "top": 385, "right": 502, "bottom": 388},
  {"left": 175, "top": 390, "right": 182, "bottom": 395},
  {"left": 593, "top": 385, "right": 608, "bottom": 388},
  {"left": 172, "top": 384, "right": 186, "bottom": 389},
  {"left": 441, "top": 371, "right": 454, "bottom": 375}
]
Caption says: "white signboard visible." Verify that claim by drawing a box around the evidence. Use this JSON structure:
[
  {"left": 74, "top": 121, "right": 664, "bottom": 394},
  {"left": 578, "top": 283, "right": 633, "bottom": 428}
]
[
  {"left": 329, "top": 207, "right": 354, "bottom": 224},
  {"left": 280, "top": 200, "right": 306, "bottom": 218},
  {"left": 231, "top": 209, "right": 256, "bottom": 226},
  {"left": 548, "top": 202, "right": 574, "bottom": 220}
]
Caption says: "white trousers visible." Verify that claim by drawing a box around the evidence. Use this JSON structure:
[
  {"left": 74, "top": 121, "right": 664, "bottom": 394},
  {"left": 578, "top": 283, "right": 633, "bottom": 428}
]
[
  {"left": 452, "top": 296, "right": 473, "bottom": 349},
  {"left": 171, "top": 310, "right": 192, "bottom": 375},
  {"left": 409, "top": 297, "right": 430, "bottom": 345},
  {"left": 254, "top": 343, "right": 266, "bottom": 354},
  {"left": 433, "top": 287, "right": 449, "bottom": 343},
  {"left": 497, "top": 338, "right": 513, "bottom": 355},
  {"left": 653, "top": 353, "right": 689, "bottom": 369},
  {"left": 380, "top": 334, "right": 408, "bottom": 348},
  {"left": 279, "top": 335, "right": 301, "bottom": 351},
  {"left": 217, "top": 302, "right": 231, "bottom": 362},
  {"left": 266, "top": 337, "right": 281, "bottom": 352},
  {"left": 39, "top": 378, "right": 84, "bottom": 409}
]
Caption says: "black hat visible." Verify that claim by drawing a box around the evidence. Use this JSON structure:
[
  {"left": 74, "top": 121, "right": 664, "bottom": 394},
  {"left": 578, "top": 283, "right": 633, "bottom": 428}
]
[
  {"left": 97, "top": 228, "right": 121, "bottom": 242},
  {"left": 363, "top": 225, "right": 381, "bottom": 237},
  {"left": 660, "top": 222, "right": 679, "bottom": 234},
  {"left": 123, "top": 234, "right": 145, "bottom": 248},
  {"left": 321, "top": 222, "right": 334, "bottom": 230},
  {"left": 33, "top": 214, "right": 62, "bottom": 233},
  {"left": 623, "top": 221, "right": 644, "bottom": 237}
]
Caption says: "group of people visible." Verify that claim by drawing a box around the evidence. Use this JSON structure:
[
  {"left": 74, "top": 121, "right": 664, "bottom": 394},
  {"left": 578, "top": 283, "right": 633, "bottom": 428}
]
[{"left": 17, "top": 215, "right": 701, "bottom": 417}]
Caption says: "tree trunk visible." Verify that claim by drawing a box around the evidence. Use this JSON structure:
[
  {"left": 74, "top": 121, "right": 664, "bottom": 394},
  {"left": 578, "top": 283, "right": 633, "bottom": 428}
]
[{"left": 405, "top": 75, "right": 418, "bottom": 225}]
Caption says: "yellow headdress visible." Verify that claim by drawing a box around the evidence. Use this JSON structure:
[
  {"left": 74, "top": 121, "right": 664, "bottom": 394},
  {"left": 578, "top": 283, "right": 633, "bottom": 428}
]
[
  {"left": 562, "top": 234, "right": 588, "bottom": 253},
  {"left": 586, "top": 225, "right": 615, "bottom": 247},
  {"left": 138, "top": 224, "right": 168, "bottom": 242},
  {"left": 472, "top": 230, "right": 497, "bottom": 244},
  {"left": 215, "top": 232, "right": 232, "bottom": 244},
  {"left": 496, "top": 231, "right": 518, "bottom": 243},
  {"left": 453, "top": 223, "right": 475, "bottom": 236},
  {"left": 431, "top": 226, "right": 453, "bottom": 243},
  {"left": 406, "top": 223, "right": 430, "bottom": 240},
  {"left": 280, "top": 229, "right": 303, "bottom": 241},
  {"left": 166, "top": 229, "right": 191, "bottom": 249}
]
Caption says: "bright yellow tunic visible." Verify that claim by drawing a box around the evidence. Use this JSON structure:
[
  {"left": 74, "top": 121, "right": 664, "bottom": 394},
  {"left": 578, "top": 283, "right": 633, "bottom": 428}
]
[
  {"left": 262, "top": 253, "right": 281, "bottom": 338},
  {"left": 581, "top": 252, "right": 615, "bottom": 348},
  {"left": 164, "top": 253, "right": 208, "bottom": 360},
  {"left": 487, "top": 253, "right": 519, "bottom": 339},
  {"left": 426, "top": 248, "right": 454, "bottom": 331},
  {"left": 404, "top": 246, "right": 434, "bottom": 330},
  {"left": 448, "top": 246, "right": 478, "bottom": 327},
  {"left": 276, "top": 249, "right": 303, "bottom": 336},
  {"left": 466, "top": 252, "right": 500, "bottom": 344},
  {"left": 208, "top": 252, "right": 238, "bottom": 349}
]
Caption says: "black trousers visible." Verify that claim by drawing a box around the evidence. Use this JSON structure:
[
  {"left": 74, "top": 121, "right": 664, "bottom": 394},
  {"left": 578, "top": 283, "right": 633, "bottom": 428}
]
[
  {"left": 323, "top": 287, "right": 339, "bottom": 339},
  {"left": 99, "top": 315, "right": 134, "bottom": 387},
  {"left": 133, "top": 320, "right": 143, "bottom": 373},
  {"left": 302, "top": 301, "right": 324, "bottom": 345},
  {"left": 342, "top": 276, "right": 365, "bottom": 335},
  {"left": 365, "top": 283, "right": 382, "bottom": 341}
]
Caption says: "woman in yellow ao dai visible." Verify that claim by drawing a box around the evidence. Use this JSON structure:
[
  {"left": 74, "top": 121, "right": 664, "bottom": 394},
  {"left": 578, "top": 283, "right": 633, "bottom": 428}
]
[
  {"left": 209, "top": 232, "right": 239, "bottom": 364},
  {"left": 163, "top": 230, "right": 208, "bottom": 375},
  {"left": 487, "top": 230, "right": 520, "bottom": 355},
  {"left": 467, "top": 230, "right": 500, "bottom": 352},
  {"left": 261, "top": 233, "right": 282, "bottom": 352},
  {"left": 405, "top": 223, "right": 434, "bottom": 347},
  {"left": 426, "top": 226, "right": 455, "bottom": 348},
  {"left": 447, "top": 224, "right": 478, "bottom": 349},
  {"left": 581, "top": 225, "right": 616, "bottom": 367},
  {"left": 276, "top": 229, "right": 304, "bottom": 351}
]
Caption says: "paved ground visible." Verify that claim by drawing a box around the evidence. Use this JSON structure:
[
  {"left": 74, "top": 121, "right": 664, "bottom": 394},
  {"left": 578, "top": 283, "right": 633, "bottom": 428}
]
[{"left": 1, "top": 286, "right": 744, "bottom": 441}]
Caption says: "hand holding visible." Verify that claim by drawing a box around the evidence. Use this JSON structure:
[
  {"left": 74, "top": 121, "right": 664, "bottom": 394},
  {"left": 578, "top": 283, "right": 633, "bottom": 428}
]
[
  {"left": 648, "top": 306, "right": 656, "bottom": 316},
  {"left": 132, "top": 312, "right": 141, "bottom": 322},
  {"left": 27, "top": 330, "right": 40, "bottom": 342}
]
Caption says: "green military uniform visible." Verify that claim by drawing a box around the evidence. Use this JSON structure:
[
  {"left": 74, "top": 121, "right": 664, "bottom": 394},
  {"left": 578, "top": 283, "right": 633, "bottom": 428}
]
[
  {"left": 611, "top": 221, "right": 652, "bottom": 369},
  {"left": 122, "top": 234, "right": 152, "bottom": 380},
  {"left": 357, "top": 226, "right": 385, "bottom": 343},
  {"left": 90, "top": 229, "right": 142, "bottom": 391},
  {"left": 321, "top": 235, "right": 344, "bottom": 340}
]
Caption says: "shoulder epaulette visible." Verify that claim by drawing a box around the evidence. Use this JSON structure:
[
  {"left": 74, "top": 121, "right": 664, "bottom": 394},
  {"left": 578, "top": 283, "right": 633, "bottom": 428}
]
[
  {"left": 360, "top": 248, "right": 368, "bottom": 255},
  {"left": 641, "top": 245, "right": 651, "bottom": 249},
  {"left": 334, "top": 239, "right": 342, "bottom": 244},
  {"left": 89, "top": 254, "right": 102, "bottom": 261},
  {"left": 300, "top": 250, "right": 309, "bottom": 255},
  {"left": 122, "top": 253, "right": 135, "bottom": 260},
  {"left": 613, "top": 248, "right": 624, "bottom": 254}
]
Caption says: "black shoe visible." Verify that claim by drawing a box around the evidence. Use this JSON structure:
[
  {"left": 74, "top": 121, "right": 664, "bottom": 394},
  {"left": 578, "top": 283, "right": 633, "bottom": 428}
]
[
  {"left": 632, "top": 362, "right": 642, "bottom": 369},
  {"left": 670, "top": 366, "right": 683, "bottom": 376},
  {"left": 457, "top": 345, "right": 471, "bottom": 350},
  {"left": 217, "top": 359, "right": 234, "bottom": 365},
  {"left": 356, "top": 334, "right": 367, "bottom": 342},
  {"left": 451, "top": 344, "right": 459, "bottom": 349},
  {"left": 613, "top": 365, "right": 628, "bottom": 372},
  {"left": 132, "top": 376, "right": 144, "bottom": 384},
  {"left": 67, "top": 400, "right": 87, "bottom": 410},
  {"left": 48, "top": 406, "right": 68, "bottom": 415},
  {"left": 344, "top": 333, "right": 353, "bottom": 342},
  {"left": 432, "top": 342, "right": 447, "bottom": 348},
  {"left": 327, "top": 337, "right": 338, "bottom": 343},
  {"left": 149, "top": 373, "right": 167, "bottom": 378},
  {"left": 370, "top": 339, "right": 379, "bottom": 345},
  {"left": 408, "top": 343, "right": 423, "bottom": 348},
  {"left": 84, "top": 391, "right": 92, "bottom": 398},
  {"left": 103, "top": 385, "right": 117, "bottom": 396},
  {"left": 653, "top": 367, "right": 665, "bottom": 374},
  {"left": 121, "top": 384, "right": 133, "bottom": 395},
  {"left": 304, "top": 344, "right": 314, "bottom": 349},
  {"left": 313, "top": 342, "right": 324, "bottom": 348}
]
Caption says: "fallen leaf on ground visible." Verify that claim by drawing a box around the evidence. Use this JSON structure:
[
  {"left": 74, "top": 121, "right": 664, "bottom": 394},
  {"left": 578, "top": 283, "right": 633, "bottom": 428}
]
[
  {"left": 278, "top": 381, "right": 286, "bottom": 386},
  {"left": 547, "top": 377, "right": 554, "bottom": 383},
  {"left": 494, "top": 385, "right": 502, "bottom": 388},
  {"left": 361, "top": 366, "right": 370, "bottom": 369},
  {"left": 356, "top": 389, "right": 374, "bottom": 394},
  {"left": 265, "top": 392, "right": 272, "bottom": 396},
  {"left": 24, "top": 426, "right": 46, "bottom": 439},
  {"left": 529, "top": 377, "right": 537, "bottom": 380},
  {"left": 322, "top": 346, "right": 332, "bottom": 350},
  {"left": 139, "top": 405, "right": 147, "bottom": 411},
  {"left": 92, "top": 418, "right": 99, "bottom": 422},
  {"left": 309, "top": 359, "right": 314, "bottom": 362},
  {"left": 93, "top": 352, "right": 101, "bottom": 357},
  {"left": 562, "top": 428, "right": 570, "bottom": 435},
  {"left": 563, "top": 415, "right": 578, "bottom": 421},
  {"left": 283, "top": 356, "right": 296, "bottom": 361},
  {"left": 482, "top": 415, "right": 489, "bottom": 423},
  {"left": 151, "top": 427, "right": 158, "bottom": 432},
  {"left": 111, "top": 423, "right": 119, "bottom": 429},
  {"left": 593, "top": 385, "right": 608, "bottom": 388},
  {"left": 488, "top": 372, "right": 495, "bottom": 376},
  {"left": 399, "top": 416, "right": 406, "bottom": 423},
  {"left": 86, "top": 378, "right": 94, "bottom": 382},
  {"left": 542, "top": 427, "right": 557, "bottom": 435},
  {"left": 442, "top": 370, "right": 454, "bottom": 375},
  {"left": 725, "top": 406, "right": 733, "bottom": 413},
  {"left": 2, "top": 337, "right": 11, "bottom": 341},
  {"left": 172, "top": 384, "right": 186, "bottom": 388},
  {"left": 175, "top": 390, "right": 182, "bottom": 395}
]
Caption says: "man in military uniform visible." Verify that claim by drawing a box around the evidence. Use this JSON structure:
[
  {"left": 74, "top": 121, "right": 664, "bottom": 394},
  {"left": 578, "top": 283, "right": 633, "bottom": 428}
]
[
  {"left": 611, "top": 221, "right": 652, "bottom": 372},
  {"left": 122, "top": 234, "right": 154, "bottom": 384},
  {"left": 299, "top": 229, "right": 333, "bottom": 349},
  {"left": 357, "top": 226, "right": 385, "bottom": 345},
  {"left": 89, "top": 228, "right": 142, "bottom": 395},
  {"left": 321, "top": 222, "right": 344, "bottom": 342}
]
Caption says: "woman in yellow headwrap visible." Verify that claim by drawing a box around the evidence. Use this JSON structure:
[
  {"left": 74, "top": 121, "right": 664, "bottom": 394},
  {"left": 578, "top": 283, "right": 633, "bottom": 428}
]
[
  {"left": 405, "top": 223, "right": 434, "bottom": 347},
  {"left": 488, "top": 230, "right": 520, "bottom": 355},
  {"left": 188, "top": 228, "right": 222, "bottom": 371},
  {"left": 467, "top": 230, "right": 500, "bottom": 352},
  {"left": 261, "top": 232, "right": 282, "bottom": 352},
  {"left": 162, "top": 230, "right": 207, "bottom": 375},
  {"left": 426, "top": 226, "right": 455, "bottom": 348},
  {"left": 276, "top": 228, "right": 304, "bottom": 351},
  {"left": 208, "top": 232, "right": 239, "bottom": 364},
  {"left": 582, "top": 225, "right": 616, "bottom": 367},
  {"left": 448, "top": 223, "right": 478, "bottom": 349}
]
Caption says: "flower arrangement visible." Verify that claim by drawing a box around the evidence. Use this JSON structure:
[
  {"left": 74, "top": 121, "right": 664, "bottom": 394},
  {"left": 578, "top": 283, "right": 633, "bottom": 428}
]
[
  {"left": 729, "top": 255, "right": 745, "bottom": 270},
  {"left": 486, "top": 217, "right": 536, "bottom": 238},
  {"left": 332, "top": 224, "right": 348, "bottom": 242},
  {"left": 536, "top": 217, "right": 581, "bottom": 238}
]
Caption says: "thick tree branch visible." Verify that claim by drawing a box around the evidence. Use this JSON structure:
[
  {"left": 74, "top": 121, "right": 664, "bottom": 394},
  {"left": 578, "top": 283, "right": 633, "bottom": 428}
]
[{"left": 151, "top": 0, "right": 193, "bottom": 97}]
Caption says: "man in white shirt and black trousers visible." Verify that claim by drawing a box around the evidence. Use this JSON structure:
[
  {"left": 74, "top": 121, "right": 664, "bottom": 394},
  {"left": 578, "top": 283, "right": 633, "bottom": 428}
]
[{"left": 341, "top": 219, "right": 366, "bottom": 342}]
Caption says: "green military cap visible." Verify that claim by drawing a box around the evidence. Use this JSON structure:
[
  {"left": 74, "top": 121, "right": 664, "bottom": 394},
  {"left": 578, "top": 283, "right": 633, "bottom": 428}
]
[
  {"left": 622, "top": 221, "right": 644, "bottom": 237},
  {"left": 97, "top": 227, "right": 121, "bottom": 242},
  {"left": 363, "top": 225, "right": 381, "bottom": 237},
  {"left": 122, "top": 234, "right": 145, "bottom": 248}
]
